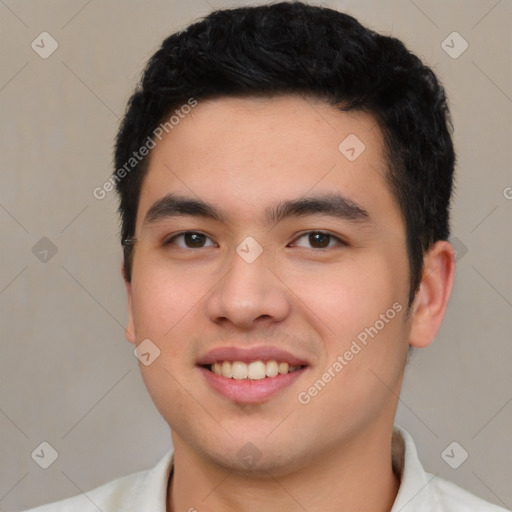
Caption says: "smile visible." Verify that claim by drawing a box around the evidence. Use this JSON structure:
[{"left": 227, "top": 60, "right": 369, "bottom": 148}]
[
  {"left": 208, "top": 360, "right": 305, "bottom": 380},
  {"left": 197, "top": 346, "right": 310, "bottom": 404}
]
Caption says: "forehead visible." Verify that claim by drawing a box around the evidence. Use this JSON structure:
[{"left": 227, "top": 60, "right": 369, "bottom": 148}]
[{"left": 136, "top": 95, "right": 402, "bottom": 231}]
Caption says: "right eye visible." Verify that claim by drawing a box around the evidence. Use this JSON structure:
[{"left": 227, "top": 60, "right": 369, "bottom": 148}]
[{"left": 164, "top": 231, "right": 217, "bottom": 249}]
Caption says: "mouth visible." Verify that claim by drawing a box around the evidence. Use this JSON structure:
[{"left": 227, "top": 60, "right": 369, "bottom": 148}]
[
  {"left": 204, "top": 360, "right": 305, "bottom": 380},
  {"left": 197, "top": 347, "right": 309, "bottom": 404}
]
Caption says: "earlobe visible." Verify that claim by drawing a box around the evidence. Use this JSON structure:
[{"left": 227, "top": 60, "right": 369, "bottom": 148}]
[
  {"left": 123, "top": 269, "right": 137, "bottom": 345},
  {"left": 409, "top": 240, "right": 456, "bottom": 349}
]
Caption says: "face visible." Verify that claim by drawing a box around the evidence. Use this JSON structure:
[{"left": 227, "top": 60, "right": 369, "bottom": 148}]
[{"left": 125, "top": 95, "right": 414, "bottom": 474}]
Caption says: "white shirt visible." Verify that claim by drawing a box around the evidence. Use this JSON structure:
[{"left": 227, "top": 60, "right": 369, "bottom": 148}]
[{"left": 24, "top": 425, "right": 509, "bottom": 511}]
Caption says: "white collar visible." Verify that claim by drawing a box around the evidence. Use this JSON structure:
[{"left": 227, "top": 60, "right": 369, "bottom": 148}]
[
  {"left": 131, "top": 424, "right": 499, "bottom": 512},
  {"left": 390, "top": 424, "right": 440, "bottom": 511}
]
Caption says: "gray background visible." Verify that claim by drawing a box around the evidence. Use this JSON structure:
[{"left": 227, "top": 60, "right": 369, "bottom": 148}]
[{"left": 0, "top": 0, "right": 511, "bottom": 510}]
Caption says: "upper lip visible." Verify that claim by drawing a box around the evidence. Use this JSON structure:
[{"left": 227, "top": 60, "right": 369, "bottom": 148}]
[{"left": 197, "top": 346, "right": 310, "bottom": 367}]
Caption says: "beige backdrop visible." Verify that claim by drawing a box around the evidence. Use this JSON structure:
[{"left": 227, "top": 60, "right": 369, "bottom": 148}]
[{"left": 1, "top": 0, "right": 511, "bottom": 510}]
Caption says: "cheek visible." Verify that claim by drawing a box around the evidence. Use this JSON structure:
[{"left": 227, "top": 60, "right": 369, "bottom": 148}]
[
  {"left": 130, "top": 255, "right": 210, "bottom": 341},
  {"left": 279, "top": 251, "right": 407, "bottom": 341},
  {"left": 285, "top": 250, "right": 410, "bottom": 407},
  {"left": 129, "top": 261, "right": 204, "bottom": 416},
  {"left": 329, "top": 257, "right": 409, "bottom": 397}
]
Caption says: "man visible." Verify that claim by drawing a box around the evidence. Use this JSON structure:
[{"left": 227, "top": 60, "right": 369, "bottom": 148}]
[{"left": 25, "top": 2, "right": 509, "bottom": 511}]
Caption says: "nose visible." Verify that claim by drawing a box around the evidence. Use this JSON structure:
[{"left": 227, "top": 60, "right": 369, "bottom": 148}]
[{"left": 205, "top": 246, "right": 292, "bottom": 331}]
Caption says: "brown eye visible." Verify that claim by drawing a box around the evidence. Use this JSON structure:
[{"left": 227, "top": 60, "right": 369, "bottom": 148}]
[
  {"left": 308, "top": 232, "right": 330, "bottom": 248},
  {"left": 292, "top": 231, "right": 344, "bottom": 249},
  {"left": 165, "top": 231, "right": 216, "bottom": 249},
  {"left": 184, "top": 233, "right": 207, "bottom": 248}
]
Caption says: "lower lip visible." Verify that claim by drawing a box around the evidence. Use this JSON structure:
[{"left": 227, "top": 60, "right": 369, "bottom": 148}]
[{"left": 199, "top": 366, "right": 307, "bottom": 404}]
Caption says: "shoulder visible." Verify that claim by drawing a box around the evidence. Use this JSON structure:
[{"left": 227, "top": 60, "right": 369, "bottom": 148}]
[
  {"left": 392, "top": 425, "right": 509, "bottom": 512},
  {"left": 429, "top": 473, "right": 510, "bottom": 512},
  {"left": 22, "top": 450, "right": 174, "bottom": 512}
]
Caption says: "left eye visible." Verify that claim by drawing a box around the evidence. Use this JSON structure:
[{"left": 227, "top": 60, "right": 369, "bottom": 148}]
[
  {"left": 291, "top": 231, "right": 344, "bottom": 249},
  {"left": 165, "top": 232, "right": 217, "bottom": 249}
]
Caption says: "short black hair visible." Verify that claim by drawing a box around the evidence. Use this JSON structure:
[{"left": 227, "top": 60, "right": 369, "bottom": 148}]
[{"left": 114, "top": 1, "right": 455, "bottom": 305}]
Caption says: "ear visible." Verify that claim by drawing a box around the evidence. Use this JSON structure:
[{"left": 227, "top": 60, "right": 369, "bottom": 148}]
[
  {"left": 409, "top": 240, "right": 456, "bottom": 348},
  {"left": 123, "top": 264, "right": 137, "bottom": 344}
]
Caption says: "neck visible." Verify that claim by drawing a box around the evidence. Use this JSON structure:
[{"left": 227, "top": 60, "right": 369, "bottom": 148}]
[{"left": 167, "top": 422, "right": 400, "bottom": 512}]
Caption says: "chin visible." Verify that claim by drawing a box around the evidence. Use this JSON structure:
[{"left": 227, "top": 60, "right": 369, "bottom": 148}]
[{"left": 197, "top": 436, "right": 310, "bottom": 477}]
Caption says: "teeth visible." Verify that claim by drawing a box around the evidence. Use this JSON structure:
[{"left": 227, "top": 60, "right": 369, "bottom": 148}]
[
  {"left": 266, "top": 360, "right": 279, "bottom": 377},
  {"left": 210, "top": 360, "right": 303, "bottom": 379},
  {"left": 232, "top": 361, "right": 248, "bottom": 380},
  {"left": 248, "top": 361, "right": 266, "bottom": 380},
  {"left": 221, "top": 361, "right": 233, "bottom": 378}
]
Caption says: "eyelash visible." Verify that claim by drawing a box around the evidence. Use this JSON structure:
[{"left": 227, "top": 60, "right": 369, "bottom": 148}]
[{"left": 163, "top": 230, "right": 347, "bottom": 250}]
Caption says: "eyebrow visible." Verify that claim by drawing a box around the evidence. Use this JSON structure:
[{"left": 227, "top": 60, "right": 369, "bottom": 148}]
[
  {"left": 267, "top": 193, "right": 370, "bottom": 225},
  {"left": 144, "top": 194, "right": 224, "bottom": 224},
  {"left": 143, "top": 192, "right": 371, "bottom": 227}
]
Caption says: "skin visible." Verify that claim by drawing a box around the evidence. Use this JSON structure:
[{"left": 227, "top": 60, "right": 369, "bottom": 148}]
[{"left": 124, "top": 95, "right": 455, "bottom": 512}]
